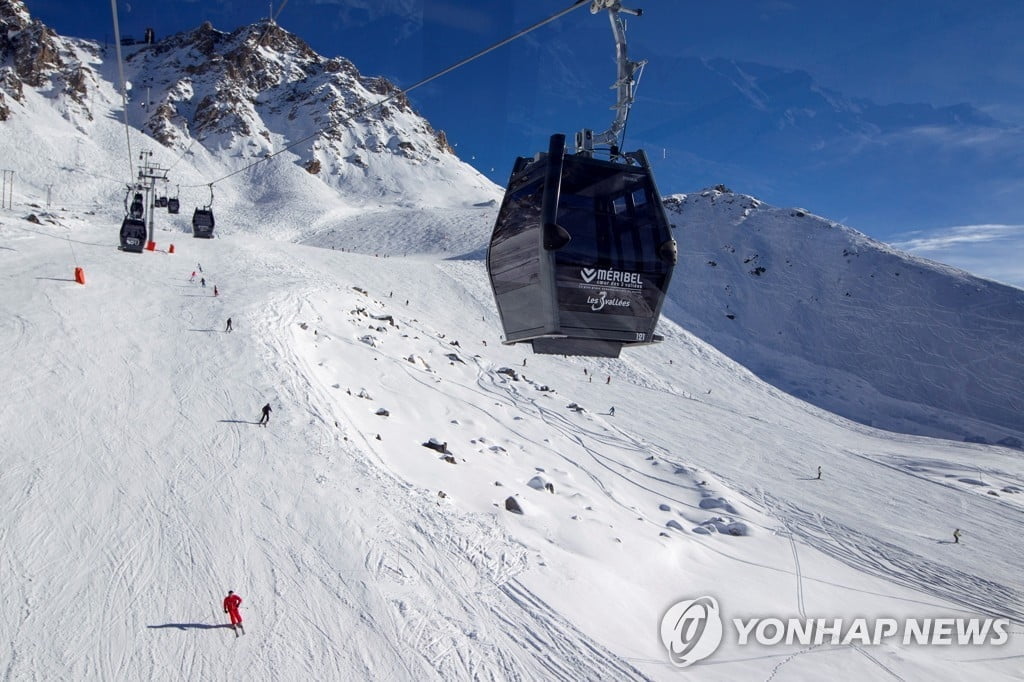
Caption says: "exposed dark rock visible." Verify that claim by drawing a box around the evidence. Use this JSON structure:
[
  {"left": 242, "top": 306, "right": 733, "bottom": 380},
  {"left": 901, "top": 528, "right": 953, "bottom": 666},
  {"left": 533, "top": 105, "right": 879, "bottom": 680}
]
[{"left": 422, "top": 439, "right": 448, "bottom": 454}]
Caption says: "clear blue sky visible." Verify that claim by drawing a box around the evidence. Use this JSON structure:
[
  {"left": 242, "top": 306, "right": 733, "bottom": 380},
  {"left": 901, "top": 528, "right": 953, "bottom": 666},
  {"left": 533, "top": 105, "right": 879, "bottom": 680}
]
[{"left": 23, "top": 0, "right": 1024, "bottom": 286}]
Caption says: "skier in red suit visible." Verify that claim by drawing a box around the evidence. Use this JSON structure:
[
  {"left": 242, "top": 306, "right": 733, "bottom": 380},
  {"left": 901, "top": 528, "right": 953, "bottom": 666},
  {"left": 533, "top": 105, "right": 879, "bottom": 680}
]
[{"left": 223, "top": 590, "right": 243, "bottom": 628}]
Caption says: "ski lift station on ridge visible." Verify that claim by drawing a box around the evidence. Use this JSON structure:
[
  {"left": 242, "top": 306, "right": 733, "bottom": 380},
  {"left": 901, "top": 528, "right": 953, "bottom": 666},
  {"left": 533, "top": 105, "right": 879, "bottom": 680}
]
[{"left": 486, "top": 0, "right": 677, "bottom": 358}]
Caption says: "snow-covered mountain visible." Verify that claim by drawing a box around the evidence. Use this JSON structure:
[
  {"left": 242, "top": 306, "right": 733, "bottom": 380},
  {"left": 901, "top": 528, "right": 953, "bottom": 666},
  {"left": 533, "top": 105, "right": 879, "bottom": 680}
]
[
  {"left": 2, "top": 0, "right": 1021, "bottom": 446},
  {"left": 2, "top": 2, "right": 1023, "bottom": 679},
  {"left": 0, "top": 0, "right": 501, "bottom": 247},
  {"left": 662, "top": 188, "right": 1024, "bottom": 446},
  {"left": 0, "top": 0, "right": 96, "bottom": 121}
]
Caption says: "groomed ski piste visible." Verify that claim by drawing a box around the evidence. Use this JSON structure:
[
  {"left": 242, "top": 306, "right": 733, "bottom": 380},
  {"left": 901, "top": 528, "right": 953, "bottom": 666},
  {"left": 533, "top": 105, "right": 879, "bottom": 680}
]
[{"left": 1, "top": 205, "right": 1023, "bottom": 681}]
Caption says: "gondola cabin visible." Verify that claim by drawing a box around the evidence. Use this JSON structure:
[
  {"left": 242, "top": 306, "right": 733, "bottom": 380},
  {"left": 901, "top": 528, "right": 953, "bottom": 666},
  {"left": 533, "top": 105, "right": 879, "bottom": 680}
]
[
  {"left": 487, "top": 134, "right": 677, "bottom": 357},
  {"left": 192, "top": 208, "right": 215, "bottom": 238},
  {"left": 119, "top": 217, "right": 147, "bottom": 252},
  {"left": 167, "top": 197, "right": 180, "bottom": 214}
]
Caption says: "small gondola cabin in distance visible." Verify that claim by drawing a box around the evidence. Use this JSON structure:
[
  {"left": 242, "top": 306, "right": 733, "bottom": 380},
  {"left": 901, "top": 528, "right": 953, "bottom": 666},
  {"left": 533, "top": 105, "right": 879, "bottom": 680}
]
[
  {"left": 192, "top": 185, "right": 215, "bottom": 238},
  {"left": 192, "top": 207, "right": 215, "bottom": 238}
]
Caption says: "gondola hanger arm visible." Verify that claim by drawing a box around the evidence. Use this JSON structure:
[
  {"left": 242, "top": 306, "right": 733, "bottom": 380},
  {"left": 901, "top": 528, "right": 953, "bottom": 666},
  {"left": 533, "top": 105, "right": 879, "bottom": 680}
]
[{"left": 576, "top": 1, "right": 646, "bottom": 158}]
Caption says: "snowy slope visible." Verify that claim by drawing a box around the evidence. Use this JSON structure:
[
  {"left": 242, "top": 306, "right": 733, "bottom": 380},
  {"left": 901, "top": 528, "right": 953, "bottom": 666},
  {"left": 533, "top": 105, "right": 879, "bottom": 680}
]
[
  {"left": 663, "top": 189, "right": 1024, "bottom": 445},
  {"left": 1, "top": 209, "right": 1022, "bottom": 681},
  {"left": 3, "top": 3, "right": 1023, "bottom": 678}
]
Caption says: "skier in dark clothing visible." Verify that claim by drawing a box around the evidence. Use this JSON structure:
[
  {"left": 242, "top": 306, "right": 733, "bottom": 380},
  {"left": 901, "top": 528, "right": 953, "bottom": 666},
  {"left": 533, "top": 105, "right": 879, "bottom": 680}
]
[
  {"left": 258, "top": 403, "right": 271, "bottom": 426},
  {"left": 223, "top": 590, "right": 243, "bottom": 631},
  {"left": 200, "top": 277, "right": 206, "bottom": 287},
  {"left": 225, "top": 318, "right": 232, "bottom": 333}
]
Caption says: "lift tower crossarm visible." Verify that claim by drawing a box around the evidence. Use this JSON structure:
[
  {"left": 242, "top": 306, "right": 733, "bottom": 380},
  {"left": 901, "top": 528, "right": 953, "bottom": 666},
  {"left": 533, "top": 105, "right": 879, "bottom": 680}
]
[{"left": 136, "top": 150, "right": 170, "bottom": 243}]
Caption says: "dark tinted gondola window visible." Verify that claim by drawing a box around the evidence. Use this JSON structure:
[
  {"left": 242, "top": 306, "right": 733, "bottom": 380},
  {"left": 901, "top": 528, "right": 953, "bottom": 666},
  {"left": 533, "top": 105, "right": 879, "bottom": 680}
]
[
  {"left": 489, "top": 174, "right": 544, "bottom": 296},
  {"left": 557, "top": 175, "right": 664, "bottom": 275}
]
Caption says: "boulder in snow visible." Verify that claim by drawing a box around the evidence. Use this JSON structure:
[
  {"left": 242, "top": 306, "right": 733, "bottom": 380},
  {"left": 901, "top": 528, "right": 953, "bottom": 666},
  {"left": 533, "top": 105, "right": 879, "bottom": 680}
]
[{"left": 422, "top": 438, "right": 448, "bottom": 454}]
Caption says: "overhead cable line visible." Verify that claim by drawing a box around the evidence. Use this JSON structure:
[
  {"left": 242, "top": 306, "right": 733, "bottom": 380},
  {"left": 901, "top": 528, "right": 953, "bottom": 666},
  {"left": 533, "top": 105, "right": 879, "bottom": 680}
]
[
  {"left": 109, "top": 0, "right": 135, "bottom": 182},
  {"left": 165, "top": 138, "right": 196, "bottom": 172},
  {"left": 192, "top": 0, "right": 592, "bottom": 188}
]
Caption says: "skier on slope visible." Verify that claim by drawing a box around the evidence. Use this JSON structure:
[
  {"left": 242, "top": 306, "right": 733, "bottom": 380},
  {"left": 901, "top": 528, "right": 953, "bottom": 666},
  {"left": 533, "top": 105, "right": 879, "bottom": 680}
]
[
  {"left": 258, "top": 403, "right": 272, "bottom": 426},
  {"left": 223, "top": 590, "right": 243, "bottom": 630},
  {"left": 225, "top": 318, "right": 232, "bottom": 333}
]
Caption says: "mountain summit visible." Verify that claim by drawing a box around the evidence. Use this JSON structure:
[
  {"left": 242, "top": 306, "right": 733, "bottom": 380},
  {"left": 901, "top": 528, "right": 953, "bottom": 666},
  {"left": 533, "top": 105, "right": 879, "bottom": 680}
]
[
  {"left": 0, "top": 0, "right": 498, "bottom": 217},
  {"left": 0, "top": 0, "right": 96, "bottom": 120}
]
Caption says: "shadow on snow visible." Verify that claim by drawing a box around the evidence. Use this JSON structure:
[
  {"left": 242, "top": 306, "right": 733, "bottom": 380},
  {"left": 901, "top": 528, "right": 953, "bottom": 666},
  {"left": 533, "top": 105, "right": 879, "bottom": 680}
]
[{"left": 147, "top": 623, "right": 232, "bottom": 631}]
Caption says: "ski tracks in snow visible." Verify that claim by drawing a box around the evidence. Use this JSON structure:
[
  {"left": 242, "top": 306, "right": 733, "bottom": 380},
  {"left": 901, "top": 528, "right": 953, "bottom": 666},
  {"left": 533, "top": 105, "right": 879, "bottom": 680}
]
[
  {"left": 768, "top": 495, "right": 1024, "bottom": 623},
  {"left": 247, "top": 285, "right": 650, "bottom": 680}
]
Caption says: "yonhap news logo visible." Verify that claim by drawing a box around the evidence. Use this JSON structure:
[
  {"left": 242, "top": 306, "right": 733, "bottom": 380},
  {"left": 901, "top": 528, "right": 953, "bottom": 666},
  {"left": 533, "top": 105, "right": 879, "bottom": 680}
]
[
  {"left": 659, "top": 597, "right": 724, "bottom": 667},
  {"left": 659, "top": 597, "right": 1011, "bottom": 668}
]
